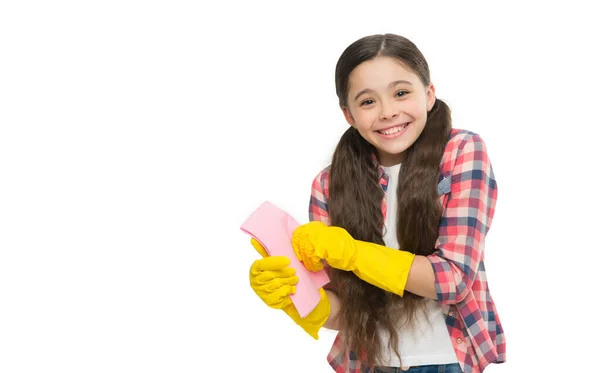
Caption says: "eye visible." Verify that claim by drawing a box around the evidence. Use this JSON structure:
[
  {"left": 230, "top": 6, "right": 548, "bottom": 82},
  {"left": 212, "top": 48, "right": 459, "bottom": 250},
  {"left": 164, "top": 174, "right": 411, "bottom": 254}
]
[
  {"left": 395, "top": 90, "right": 408, "bottom": 98},
  {"left": 360, "top": 99, "right": 375, "bottom": 106}
]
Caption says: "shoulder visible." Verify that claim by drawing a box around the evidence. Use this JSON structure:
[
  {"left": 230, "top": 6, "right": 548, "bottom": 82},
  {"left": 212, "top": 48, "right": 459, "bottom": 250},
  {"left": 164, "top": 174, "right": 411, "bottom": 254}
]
[
  {"left": 441, "top": 128, "right": 493, "bottom": 177},
  {"left": 309, "top": 165, "right": 332, "bottom": 222},
  {"left": 446, "top": 128, "right": 488, "bottom": 151},
  {"left": 310, "top": 165, "right": 331, "bottom": 198},
  {"left": 444, "top": 128, "right": 492, "bottom": 161}
]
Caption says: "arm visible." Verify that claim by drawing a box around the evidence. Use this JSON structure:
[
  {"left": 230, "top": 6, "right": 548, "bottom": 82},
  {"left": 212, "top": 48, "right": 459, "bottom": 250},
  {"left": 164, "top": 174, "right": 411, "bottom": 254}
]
[
  {"left": 307, "top": 167, "right": 341, "bottom": 330},
  {"left": 405, "top": 255, "right": 438, "bottom": 299},
  {"left": 295, "top": 134, "right": 497, "bottom": 305},
  {"left": 426, "top": 133, "right": 497, "bottom": 304},
  {"left": 298, "top": 167, "right": 437, "bottom": 300},
  {"left": 323, "top": 290, "right": 341, "bottom": 330}
]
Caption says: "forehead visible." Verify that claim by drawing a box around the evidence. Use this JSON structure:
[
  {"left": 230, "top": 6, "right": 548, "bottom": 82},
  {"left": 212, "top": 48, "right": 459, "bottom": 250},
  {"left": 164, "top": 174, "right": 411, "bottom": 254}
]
[{"left": 348, "top": 56, "right": 419, "bottom": 91}]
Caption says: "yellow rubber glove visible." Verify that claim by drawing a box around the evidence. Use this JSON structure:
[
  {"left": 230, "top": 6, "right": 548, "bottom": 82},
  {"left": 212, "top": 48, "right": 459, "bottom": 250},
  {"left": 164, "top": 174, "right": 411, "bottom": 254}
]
[
  {"left": 292, "top": 221, "right": 416, "bottom": 296},
  {"left": 248, "top": 238, "right": 330, "bottom": 339}
]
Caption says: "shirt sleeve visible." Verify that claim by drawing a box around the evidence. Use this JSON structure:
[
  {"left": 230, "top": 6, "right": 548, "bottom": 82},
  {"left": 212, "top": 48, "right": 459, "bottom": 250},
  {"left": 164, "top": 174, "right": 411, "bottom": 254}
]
[
  {"left": 428, "top": 133, "right": 498, "bottom": 304},
  {"left": 307, "top": 167, "right": 336, "bottom": 291},
  {"left": 308, "top": 167, "right": 331, "bottom": 225}
]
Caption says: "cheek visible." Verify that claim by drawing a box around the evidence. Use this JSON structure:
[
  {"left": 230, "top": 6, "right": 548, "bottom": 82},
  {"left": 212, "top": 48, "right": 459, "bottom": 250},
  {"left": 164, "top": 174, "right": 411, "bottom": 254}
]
[
  {"left": 353, "top": 110, "right": 377, "bottom": 130},
  {"left": 406, "top": 99, "right": 429, "bottom": 119}
]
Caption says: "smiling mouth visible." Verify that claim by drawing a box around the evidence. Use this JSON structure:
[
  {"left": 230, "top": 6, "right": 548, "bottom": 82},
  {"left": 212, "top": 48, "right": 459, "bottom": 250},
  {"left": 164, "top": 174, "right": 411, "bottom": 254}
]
[{"left": 376, "top": 122, "right": 410, "bottom": 135}]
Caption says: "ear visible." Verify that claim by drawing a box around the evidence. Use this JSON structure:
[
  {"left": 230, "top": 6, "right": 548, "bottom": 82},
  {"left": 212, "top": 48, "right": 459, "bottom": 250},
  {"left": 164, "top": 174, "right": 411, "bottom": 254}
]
[
  {"left": 426, "top": 83, "right": 436, "bottom": 111},
  {"left": 342, "top": 107, "right": 356, "bottom": 127}
]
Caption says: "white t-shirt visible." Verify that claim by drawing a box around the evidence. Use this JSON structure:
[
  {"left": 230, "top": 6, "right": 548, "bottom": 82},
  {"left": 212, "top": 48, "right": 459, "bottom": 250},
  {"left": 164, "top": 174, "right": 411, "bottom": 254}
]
[{"left": 378, "top": 163, "right": 458, "bottom": 368}]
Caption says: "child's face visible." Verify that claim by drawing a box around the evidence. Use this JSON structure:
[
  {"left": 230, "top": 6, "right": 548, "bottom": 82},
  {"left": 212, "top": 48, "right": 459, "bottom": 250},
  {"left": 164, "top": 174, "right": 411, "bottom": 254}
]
[{"left": 343, "top": 56, "right": 435, "bottom": 166}]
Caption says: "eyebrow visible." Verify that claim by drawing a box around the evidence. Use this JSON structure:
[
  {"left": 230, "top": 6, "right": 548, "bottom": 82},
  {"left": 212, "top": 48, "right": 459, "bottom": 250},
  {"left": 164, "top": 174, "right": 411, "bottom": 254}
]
[{"left": 353, "top": 80, "right": 413, "bottom": 101}]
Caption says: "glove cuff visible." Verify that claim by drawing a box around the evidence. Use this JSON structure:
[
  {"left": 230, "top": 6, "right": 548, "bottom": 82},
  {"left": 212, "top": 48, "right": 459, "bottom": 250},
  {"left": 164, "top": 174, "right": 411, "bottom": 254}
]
[
  {"left": 282, "top": 288, "right": 330, "bottom": 340},
  {"left": 353, "top": 241, "right": 416, "bottom": 296}
]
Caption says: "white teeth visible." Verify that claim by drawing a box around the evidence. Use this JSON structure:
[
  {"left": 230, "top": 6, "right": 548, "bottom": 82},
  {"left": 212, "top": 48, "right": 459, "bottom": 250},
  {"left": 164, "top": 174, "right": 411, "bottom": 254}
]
[{"left": 379, "top": 123, "right": 408, "bottom": 135}]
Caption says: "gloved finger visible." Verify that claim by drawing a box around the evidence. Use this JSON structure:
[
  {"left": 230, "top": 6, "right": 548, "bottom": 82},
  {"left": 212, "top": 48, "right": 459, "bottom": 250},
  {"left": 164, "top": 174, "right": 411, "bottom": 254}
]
[
  {"left": 250, "top": 257, "right": 287, "bottom": 276},
  {"left": 263, "top": 284, "right": 296, "bottom": 307},
  {"left": 254, "top": 282, "right": 295, "bottom": 301},
  {"left": 252, "top": 269, "right": 298, "bottom": 285},
  {"left": 251, "top": 256, "right": 292, "bottom": 272},
  {"left": 259, "top": 279, "right": 297, "bottom": 295},
  {"left": 292, "top": 243, "right": 323, "bottom": 272},
  {"left": 291, "top": 236, "right": 304, "bottom": 263},
  {"left": 263, "top": 296, "right": 291, "bottom": 310},
  {"left": 250, "top": 238, "right": 269, "bottom": 258},
  {"left": 257, "top": 275, "right": 299, "bottom": 291},
  {"left": 291, "top": 229, "right": 323, "bottom": 270},
  {"left": 301, "top": 252, "right": 324, "bottom": 272}
]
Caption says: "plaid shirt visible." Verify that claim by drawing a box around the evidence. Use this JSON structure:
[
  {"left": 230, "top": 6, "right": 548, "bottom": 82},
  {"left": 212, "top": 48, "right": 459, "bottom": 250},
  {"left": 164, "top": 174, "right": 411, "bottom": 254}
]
[{"left": 308, "top": 129, "right": 506, "bottom": 373}]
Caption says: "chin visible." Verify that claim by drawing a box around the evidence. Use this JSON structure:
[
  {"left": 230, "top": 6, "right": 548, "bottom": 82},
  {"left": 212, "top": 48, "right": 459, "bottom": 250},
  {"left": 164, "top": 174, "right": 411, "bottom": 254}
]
[{"left": 385, "top": 143, "right": 412, "bottom": 155}]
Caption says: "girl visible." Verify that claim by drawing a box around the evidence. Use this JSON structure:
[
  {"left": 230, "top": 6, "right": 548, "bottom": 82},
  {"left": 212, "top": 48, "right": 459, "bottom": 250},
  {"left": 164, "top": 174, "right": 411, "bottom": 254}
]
[{"left": 248, "top": 33, "right": 506, "bottom": 373}]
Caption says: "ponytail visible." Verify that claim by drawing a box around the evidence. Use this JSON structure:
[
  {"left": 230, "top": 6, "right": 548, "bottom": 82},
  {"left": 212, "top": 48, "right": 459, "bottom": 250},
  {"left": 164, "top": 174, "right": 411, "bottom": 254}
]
[{"left": 396, "top": 98, "right": 452, "bottom": 255}]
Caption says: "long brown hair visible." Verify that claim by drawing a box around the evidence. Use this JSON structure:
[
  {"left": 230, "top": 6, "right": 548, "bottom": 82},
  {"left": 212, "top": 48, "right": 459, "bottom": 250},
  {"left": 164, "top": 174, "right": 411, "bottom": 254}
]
[{"left": 328, "top": 34, "right": 452, "bottom": 367}]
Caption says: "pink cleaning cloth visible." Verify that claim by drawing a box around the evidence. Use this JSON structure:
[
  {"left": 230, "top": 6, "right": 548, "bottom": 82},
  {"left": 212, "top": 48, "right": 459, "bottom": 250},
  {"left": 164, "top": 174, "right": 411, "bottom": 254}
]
[{"left": 240, "top": 201, "right": 330, "bottom": 318}]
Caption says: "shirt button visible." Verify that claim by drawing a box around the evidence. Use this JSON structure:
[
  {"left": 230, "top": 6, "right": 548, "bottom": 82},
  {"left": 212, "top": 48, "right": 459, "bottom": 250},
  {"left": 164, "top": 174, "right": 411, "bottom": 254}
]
[{"left": 456, "top": 338, "right": 463, "bottom": 344}]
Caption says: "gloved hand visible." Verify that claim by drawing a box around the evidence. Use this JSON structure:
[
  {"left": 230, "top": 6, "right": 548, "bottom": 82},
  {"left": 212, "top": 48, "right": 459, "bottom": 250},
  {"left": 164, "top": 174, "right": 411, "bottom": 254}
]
[
  {"left": 291, "top": 221, "right": 416, "bottom": 296},
  {"left": 249, "top": 239, "right": 298, "bottom": 310},
  {"left": 248, "top": 238, "right": 330, "bottom": 339}
]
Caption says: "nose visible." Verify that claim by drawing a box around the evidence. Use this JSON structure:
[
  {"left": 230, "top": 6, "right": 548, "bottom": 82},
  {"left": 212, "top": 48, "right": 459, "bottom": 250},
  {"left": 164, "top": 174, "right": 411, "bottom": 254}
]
[{"left": 379, "top": 99, "right": 399, "bottom": 121}]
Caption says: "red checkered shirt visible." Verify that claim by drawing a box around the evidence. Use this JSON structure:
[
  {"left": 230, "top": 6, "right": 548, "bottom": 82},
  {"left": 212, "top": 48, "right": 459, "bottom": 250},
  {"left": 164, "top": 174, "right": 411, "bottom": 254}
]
[{"left": 308, "top": 129, "right": 506, "bottom": 373}]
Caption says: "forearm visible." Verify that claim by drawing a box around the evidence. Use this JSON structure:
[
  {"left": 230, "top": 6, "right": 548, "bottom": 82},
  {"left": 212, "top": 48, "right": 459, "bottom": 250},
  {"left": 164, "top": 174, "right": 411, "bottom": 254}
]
[
  {"left": 321, "top": 258, "right": 436, "bottom": 332},
  {"left": 323, "top": 290, "right": 341, "bottom": 330},
  {"left": 405, "top": 255, "right": 437, "bottom": 300}
]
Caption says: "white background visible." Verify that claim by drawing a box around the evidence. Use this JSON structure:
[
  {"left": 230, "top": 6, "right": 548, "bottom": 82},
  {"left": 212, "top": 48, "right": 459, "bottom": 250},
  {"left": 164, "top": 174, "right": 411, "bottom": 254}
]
[{"left": 1, "top": 1, "right": 598, "bottom": 372}]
